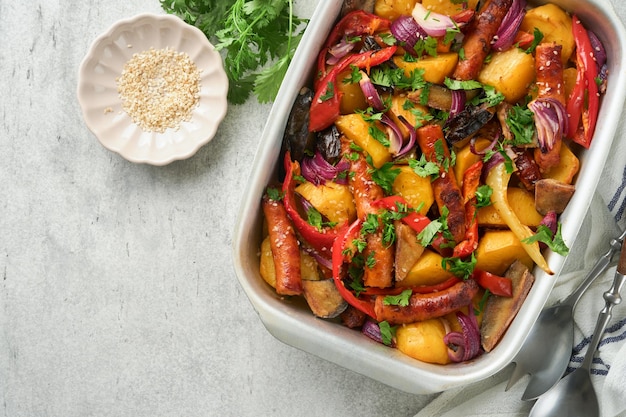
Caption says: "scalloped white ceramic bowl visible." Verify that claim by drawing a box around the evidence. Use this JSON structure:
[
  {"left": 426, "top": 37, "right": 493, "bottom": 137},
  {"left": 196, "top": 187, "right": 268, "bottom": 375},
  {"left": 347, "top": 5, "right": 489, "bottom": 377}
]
[{"left": 77, "top": 13, "right": 228, "bottom": 165}]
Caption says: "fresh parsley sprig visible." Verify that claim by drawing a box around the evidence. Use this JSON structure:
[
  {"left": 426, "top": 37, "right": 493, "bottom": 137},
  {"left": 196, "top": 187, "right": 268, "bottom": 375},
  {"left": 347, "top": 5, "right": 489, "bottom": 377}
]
[{"left": 161, "top": 0, "right": 308, "bottom": 104}]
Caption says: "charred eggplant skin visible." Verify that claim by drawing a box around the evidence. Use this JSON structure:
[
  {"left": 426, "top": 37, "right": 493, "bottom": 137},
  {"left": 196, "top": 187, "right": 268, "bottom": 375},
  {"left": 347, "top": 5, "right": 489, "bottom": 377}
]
[
  {"left": 444, "top": 104, "right": 495, "bottom": 145},
  {"left": 283, "top": 87, "right": 316, "bottom": 162}
]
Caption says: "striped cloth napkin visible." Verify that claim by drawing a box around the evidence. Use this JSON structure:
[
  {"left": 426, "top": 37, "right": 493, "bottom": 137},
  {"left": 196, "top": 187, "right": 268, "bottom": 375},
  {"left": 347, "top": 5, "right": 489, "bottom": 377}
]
[{"left": 415, "top": 1, "right": 626, "bottom": 414}]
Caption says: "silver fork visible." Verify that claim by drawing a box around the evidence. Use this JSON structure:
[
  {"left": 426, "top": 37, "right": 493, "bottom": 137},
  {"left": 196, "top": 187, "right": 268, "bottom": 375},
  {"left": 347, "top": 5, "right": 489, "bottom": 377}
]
[{"left": 505, "top": 227, "right": 626, "bottom": 400}]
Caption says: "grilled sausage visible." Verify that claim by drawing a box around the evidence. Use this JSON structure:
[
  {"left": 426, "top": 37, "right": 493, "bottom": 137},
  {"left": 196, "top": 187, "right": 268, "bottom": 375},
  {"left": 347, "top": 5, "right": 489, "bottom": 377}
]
[{"left": 374, "top": 279, "right": 480, "bottom": 324}]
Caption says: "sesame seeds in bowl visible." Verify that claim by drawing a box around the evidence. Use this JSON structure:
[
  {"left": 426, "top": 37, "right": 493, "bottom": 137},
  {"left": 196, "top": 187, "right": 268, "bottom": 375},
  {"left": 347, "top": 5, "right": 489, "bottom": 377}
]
[{"left": 77, "top": 13, "right": 228, "bottom": 165}]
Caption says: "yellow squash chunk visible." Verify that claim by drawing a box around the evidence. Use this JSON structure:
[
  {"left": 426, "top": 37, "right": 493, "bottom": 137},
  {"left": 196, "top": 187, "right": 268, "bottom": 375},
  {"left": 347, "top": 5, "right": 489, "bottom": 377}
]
[
  {"left": 335, "top": 114, "right": 392, "bottom": 168},
  {"left": 393, "top": 53, "right": 459, "bottom": 85},
  {"left": 337, "top": 69, "right": 367, "bottom": 114},
  {"left": 295, "top": 181, "right": 357, "bottom": 225},
  {"left": 400, "top": 249, "right": 454, "bottom": 287},
  {"left": 259, "top": 236, "right": 320, "bottom": 288},
  {"left": 396, "top": 318, "right": 451, "bottom": 365},
  {"left": 259, "top": 236, "right": 276, "bottom": 288},
  {"left": 478, "top": 48, "right": 536, "bottom": 104},
  {"left": 387, "top": 94, "right": 430, "bottom": 139},
  {"left": 475, "top": 230, "right": 534, "bottom": 276},
  {"left": 543, "top": 142, "right": 580, "bottom": 185},
  {"left": 421, "top": 0, "right": 479, "bottom": 16},
  {"left": 374, "top": 0, "right": 419, "bottom": 21},
  {"left": 520, "top": 4, "right": 575, "bottom": 64},
  {"left": 563, "top": 67, "right": 577, "bottom": 102},
  {"left": 477, "top": 187, "right": 544, "bottom": 227},
  {"left": 453, "top": 138, "right": 491, "bottom": 186},
  {"left": 391, "top": 166, "right": 434, "bottom": 215}
]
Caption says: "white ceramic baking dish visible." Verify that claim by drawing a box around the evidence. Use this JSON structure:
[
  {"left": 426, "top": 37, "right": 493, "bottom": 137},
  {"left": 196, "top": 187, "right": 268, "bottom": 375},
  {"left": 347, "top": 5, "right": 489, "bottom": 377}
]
[{"left": 232, "top": 0, "right": 626, "bottom": 394}]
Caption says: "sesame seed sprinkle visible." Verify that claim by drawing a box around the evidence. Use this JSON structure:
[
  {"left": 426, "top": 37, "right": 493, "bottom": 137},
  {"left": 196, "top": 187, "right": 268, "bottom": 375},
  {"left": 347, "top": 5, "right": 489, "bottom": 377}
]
[{"left": 116, "top": 47, "right": 201, "bottom": 133}]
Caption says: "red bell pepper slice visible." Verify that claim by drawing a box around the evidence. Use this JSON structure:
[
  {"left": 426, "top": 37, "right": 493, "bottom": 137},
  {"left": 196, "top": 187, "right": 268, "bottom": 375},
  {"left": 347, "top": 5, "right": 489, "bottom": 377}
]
[
  {"left": 472, "top": 269, "right": 512, "bottom": 297},
  {"left": 370, "top": 195, "right": 431, "bottom": 234},
  {"left": 361, "top": 276, "right": 461, "bottom": 296},
  {"left": 282, "top": 152, "right": 340, "bottom": 254},
  {"left": 567, "top": 15, "right": 600, "bottom": 148},
  {"left": 315, "top": 10, "right": 391, "bottom": 90},
  {"left": 309, "top": 45, "right": 397, "bottom": 133},
  {"left": 453, "top": 161, "right": 483, "bottom": 259},
  {"left": 331, "top": 219, "right": 377, "bottom": 319}
]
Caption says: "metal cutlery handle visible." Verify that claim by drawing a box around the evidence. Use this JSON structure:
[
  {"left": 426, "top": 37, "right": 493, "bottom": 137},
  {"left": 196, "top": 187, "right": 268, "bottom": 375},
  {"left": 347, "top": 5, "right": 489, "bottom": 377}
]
[
  {"left": 581, "top": 239, "right": 626, "bottom": 370},
  {"left": 562, "top": 228, "right": 626, "bottom": 308}
]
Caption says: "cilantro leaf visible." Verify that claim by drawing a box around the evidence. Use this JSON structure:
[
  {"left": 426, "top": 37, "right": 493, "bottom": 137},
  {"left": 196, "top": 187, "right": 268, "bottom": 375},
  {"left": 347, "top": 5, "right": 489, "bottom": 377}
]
[
  {"left": 378, "top": 321, "right": 397, "bottom": 346},
  {"left": 506, "top": 104, "right": 535, "bottom": 146},
  {"left": 368, "top": 161, "right": 401, "bottom": 194},
  {"left": 522, "top": 224, "right": 570, "bottom": 256},
  {"left": 383, "top": 289, "right": 413, "bottom": 307},
  {"left": 163, "top": 0, "right": 308, "bottom": 104},
  {"left": 409, "top": 154, "right": 440, "bottom": 178}
]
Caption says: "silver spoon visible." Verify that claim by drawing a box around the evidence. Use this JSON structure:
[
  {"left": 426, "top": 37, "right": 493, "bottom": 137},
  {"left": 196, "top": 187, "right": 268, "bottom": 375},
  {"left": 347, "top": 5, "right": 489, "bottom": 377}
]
[
  {"left": 506, "top": 228, "right": 626, "bottom": 400},
  {"left": 528, "top": 237, "right": 626, "bottom": 417}
]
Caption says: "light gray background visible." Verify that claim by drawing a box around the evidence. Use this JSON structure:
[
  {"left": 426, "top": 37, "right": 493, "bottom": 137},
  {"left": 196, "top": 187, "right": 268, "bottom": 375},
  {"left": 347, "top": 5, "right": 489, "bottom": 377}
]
[{"left": 1, "top": 1, "right": 624, "bottom": 416}]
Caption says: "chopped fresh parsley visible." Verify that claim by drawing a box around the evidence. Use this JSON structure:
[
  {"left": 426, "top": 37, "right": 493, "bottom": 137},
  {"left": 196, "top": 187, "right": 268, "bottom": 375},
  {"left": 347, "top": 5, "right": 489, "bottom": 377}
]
[
  {"left": 368, "top": 125, "right": 390, "bottom": 147},
  {"left": 443, "top": 253, "right": 477, "bottom": 279},
  {"left": 162, "top": 0, "right": 308, "bottom": 104},
  {"left": 266, "top": 187, "right": 284, "bottom": 201},
  {"left": 368, "top": 160, "right": 401, "bottom": 194},
  {"left": 475, "top": 185, "right": 493, "bottom": 208},
  {"left": 525, "top": 28, "right": 544, "bottom": 54},
  {"left": 506, "top": 103, "right": 536, "bottom": 146},
  {"left": 319, "top": 81, "right": 335, "bottom": 102},
  {"left": 378, "top": 321, "right": 397, "bottom": 346},
  {"left": 306, "top": 206, "right": 337, "bottom": 231},
  {"left": 522, "top": 223, "right": 570, "bottom": 256},
  {"left": 409, "top": 154, "right": 440, "bottom": 178},
  {"left": 417, "top": 220, "right": 442, "bottom": 246},
  {"left": 383, "top": 289, "right": 413, "bottom": 307},
  {"left": 343, "top": 65, "right": 363, "bottom": 84}
]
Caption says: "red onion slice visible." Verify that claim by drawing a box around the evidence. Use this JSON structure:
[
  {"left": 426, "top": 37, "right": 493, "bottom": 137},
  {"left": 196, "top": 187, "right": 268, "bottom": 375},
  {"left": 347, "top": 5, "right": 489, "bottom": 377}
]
[
  {"left": 445, "top": 310, "right": 482, "bottom": 363},
  {"left": 528, "top": 97, "right": 567, "bottom": 153},
  {"left": 587, "top": 30, "right": 607, "bottom": 69},
  {"left": 358, "top": 71, "right": 385, "bottom": 111},
  {"left": 469, "top": 132, "right": 499, "bottom": 156},
  {"left": 396, "top": 115, "right": 417, "bottom": 159},
  {"left": 493, "top": 0, "right": 526, "bottom": 51},
  {"left": 449, "top": 89, "right": 467, "bottom": 118},
  {"left": 381, "top": 113, "right": 404, "bottom": 156},
  {"left": 327, "top": 36, "right": 357, "bottom": 65},
  {"left": 412, "top": 3, "right": 463, "bottom": 37},
  {"left": 390, "top": 14, "right": 426, "bottom": 55},
  {"left": 301, "top": 151, "right": 350, "bottom": 185}
]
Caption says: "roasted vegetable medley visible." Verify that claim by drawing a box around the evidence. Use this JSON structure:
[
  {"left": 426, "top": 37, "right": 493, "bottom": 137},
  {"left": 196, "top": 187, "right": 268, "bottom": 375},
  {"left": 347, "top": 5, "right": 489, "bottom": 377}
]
[{"left": 259, "top": 0, "right": 607, "bottom": 364}]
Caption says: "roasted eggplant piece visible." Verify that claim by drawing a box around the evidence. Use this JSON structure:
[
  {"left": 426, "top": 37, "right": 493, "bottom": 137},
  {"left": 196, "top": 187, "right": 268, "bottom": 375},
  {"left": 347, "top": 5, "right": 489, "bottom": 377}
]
[
  {"left": 283, "top": 87, "right": 316, "bottom": 162},
  {"left": 316, "top": 125, "right": 342, "bottom": 165},
  {"left": 302, "top": 279, "right": 348, "bottom": 319},
  {"left": 444, "top": 103, "right": 495, "bottom": 145},
  {"left": 534, "top": 178, "right": 575, "bottom": 215},
  {"left": 481, "top": 260, "right": 535, "bottom": 352},
  {"left": 341, "top": 0, "right": 375, "bottom": 16}
]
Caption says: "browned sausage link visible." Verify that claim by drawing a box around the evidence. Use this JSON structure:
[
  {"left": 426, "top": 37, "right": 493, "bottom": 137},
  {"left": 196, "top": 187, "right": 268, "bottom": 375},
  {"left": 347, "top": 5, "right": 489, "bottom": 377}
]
[
  {"left": 363, "top": 231, "right": 394, "bottom": 288},
  {"left": 534, "top": 42, "right": 565, "bottom": 172},
  {"left": 433, "top": 172, "right": 466, "bottom": 243},
  {"left": 513, "top": 148, "right": 543, "bottom": 191},
  {"left": 374, "top": 279, "right": 480, "bottom": 324},
  {"left": 416, "top": 125, "right": 465, "bottom": 243},
  {"left": 535, "top": 42, "right": 565, "bottom": 103},
  {"left": 341, "top": 136, "right": 384, "bottom": 219},
  {"left": 452, "top": 0, "right": 513, "bottom": 81},
  {"left": 262, "top": 194, "right": 303, "bottom": 296},
  {"left": 341, "top": 136, "right": 393, "bottom": 288}
]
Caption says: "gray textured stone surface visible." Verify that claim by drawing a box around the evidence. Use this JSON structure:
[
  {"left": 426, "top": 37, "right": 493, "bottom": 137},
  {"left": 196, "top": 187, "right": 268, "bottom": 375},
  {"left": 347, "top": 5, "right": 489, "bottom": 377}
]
[{"left": 0, "top": 1, "right": 434, "bottom": 416}]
